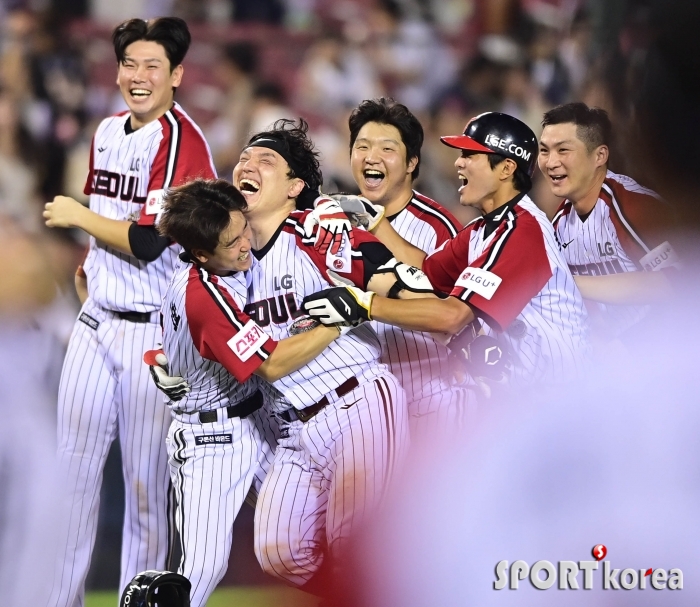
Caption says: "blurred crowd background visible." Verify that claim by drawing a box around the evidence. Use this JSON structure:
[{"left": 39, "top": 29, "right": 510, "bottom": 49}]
[{"left": 1, "top": 0, "right": 699, "bottom": 596}]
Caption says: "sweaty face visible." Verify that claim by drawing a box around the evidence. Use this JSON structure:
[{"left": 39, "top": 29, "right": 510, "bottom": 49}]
[
  {"left": 201, "top": 211, "right": 253, "bottom": 274},
  {"left": 117, "top": 40, "right": 183, "bottom": 129},
  {"left": 454, "top": 151, "right": 500, "bottom": 211},
  {"left": 351, "top": 122, "right": 417, "bottom": 207},
  {"left": 538, "top": 122, "right": 604, "bottom": 203},
  {"left": 232, "top": 146, "right": 302, "bottom": 217}
]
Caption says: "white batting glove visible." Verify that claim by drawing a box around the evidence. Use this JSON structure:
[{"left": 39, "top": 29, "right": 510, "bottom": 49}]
[
  {"left": 143, "top": 349, "right": 190, "bottom": 402},
  {"left": 330, "top": 194, "right": 385, "bottom": 232},
  {"left": 302, "top": 286, "right": 375, "bottom": 325},
  {"left": 303, "top": 195, "right": 354, "bottom": 255},
  {"left": 376, "top": 258, "right": 434, "bottom": 295}
]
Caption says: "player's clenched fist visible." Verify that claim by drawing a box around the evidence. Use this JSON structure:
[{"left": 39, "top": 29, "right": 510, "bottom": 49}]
[
  {"left": 43, "top": 195, "right": 86, "bottom": 229},
  {"left": 303, "top": 286, "right": 375, "bottom": 325}
]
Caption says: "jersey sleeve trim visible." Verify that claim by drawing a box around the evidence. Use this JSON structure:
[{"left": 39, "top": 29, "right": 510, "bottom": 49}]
[
  {"left": 196, "top": 267, "right": 274, "bottom": 364},
  {"left": 551, "top": 200, "right": 572, "bottom": 230},
  {"left": 600, "top": 182, "right": 651, "bottom": 254},
  {"left": 474, "top": 208, "right": 518, "bottom": 273},
  {"left": 160, "top": 110, "right": 182, "bottom": 190},
  {"left": 410, "top": 192, "right": 461, "bottom": 237}
]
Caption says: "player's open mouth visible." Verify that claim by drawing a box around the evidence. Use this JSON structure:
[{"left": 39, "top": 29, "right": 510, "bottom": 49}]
[
  {"left": 239, "top": 179, "right": 260, "bottom": 195},
  {"left": 238, "top": 251, "right": 250, "bottom": 262},
  {"left": 363, "top": 169, "right": 384, "bottom": 188},
  {"left": 130, "top": 89, "right": 152, "bottom": 98},
  {"left": 549, "top": 174, "right": 566, "bottom": 183},
  {"left": 458, "top": 175, "right": 468, "bottom": 192}
]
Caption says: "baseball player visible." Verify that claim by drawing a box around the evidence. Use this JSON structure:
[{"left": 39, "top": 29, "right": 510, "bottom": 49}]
[
  {"left": 153, "top": 178, "right": 349, "bottom": 607},
  {"left": 304, "top": 113, "right": 591, "bottom": 392},
  {"left": 540, "top": 102, "right": 680, "bottom": 343},
  {"left": 229, "top": 119, "right": 409, "bottom": 593},
  {"left": 345, "top": 97, "right": 473, "bottom": 428},
  {"left": 42, "top": 18, "right": 216, "bottom": 607}
]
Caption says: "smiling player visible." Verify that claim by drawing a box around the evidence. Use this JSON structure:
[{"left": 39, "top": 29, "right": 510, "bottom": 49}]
[
  {"left": 155, "top": 178, "right": 346, "bottom": 607},
  {"left": 43, "top": 18, "right": 216, "bottom": 607},
  {"left": 540, "top": 103, "right": 680, "bottom": 342},
  {"left": 304, "top": 112, "right": 591, "bottom": 391},
  {"left": 346, "top": 98, "right": 471, "bottom": 428}
]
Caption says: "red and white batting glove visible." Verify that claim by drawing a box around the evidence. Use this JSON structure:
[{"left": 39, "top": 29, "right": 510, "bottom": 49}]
[
  {"left": 144, "top": 349, "right": 190, "bottom": 402},
  {"left": 303, "top": 195, "right": 354, "bottom": 255}
]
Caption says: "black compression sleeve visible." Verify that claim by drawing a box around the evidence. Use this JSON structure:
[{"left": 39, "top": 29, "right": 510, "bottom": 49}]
[
  {"left": 128, "top": 223, "right": 171, "bottom": 262},
  {"left": 358, "top": 240, "right": 394, "bottom": 288}
]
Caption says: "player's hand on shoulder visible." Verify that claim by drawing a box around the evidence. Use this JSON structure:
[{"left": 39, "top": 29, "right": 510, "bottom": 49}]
[
  {"left": 303, "top": 195, "right": 354, "bottom": 255},
  {"left": 144, "top": 349, "right": 190, "bottom": 402},
  {"left": 43, "top": 195, "right": 86, "bottom": 229},
  {"left": 302, "top": 286, "right": 374, "bottom": 326}
]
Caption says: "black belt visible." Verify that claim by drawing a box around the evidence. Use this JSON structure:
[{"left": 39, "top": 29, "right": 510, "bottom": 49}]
[
  {"left": 112, "top": 310, "right": 156, "bottom": 323},
  {"left": 280, "top": 377, "right": 359, "bottom": 423},
  {"left": 198, "top": 390, "right": 263, "bottom": 423}
]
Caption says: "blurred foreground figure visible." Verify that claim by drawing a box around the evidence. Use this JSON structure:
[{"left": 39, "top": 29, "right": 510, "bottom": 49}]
[
  {"left": 0, "top": 218, "right": 61, "bottom": 607},
  {"left": 340, "top": 289, "right": 700, "bottom": 606}
]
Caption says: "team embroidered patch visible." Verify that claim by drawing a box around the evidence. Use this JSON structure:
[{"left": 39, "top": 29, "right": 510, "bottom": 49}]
[
  {"left": 227, "top": 320, "right": 269, "bottom": 361},
  {"left": 78, "top": 313, "right": 100, "bottom": 330},
  {"left": 144, "top": 189, "right": 165, "bottom": 215},
  {"left": 195, "top": 434, "right": 232, "bottom": 445},
  {"left": 455, "top": 267, "right": 502, "bottom": 300},
  {"left": 640, "top": 241, "right": 680, "bottom": 272},
  {"left": 325, "top": 233, "right": 352, "bottom": 273}
]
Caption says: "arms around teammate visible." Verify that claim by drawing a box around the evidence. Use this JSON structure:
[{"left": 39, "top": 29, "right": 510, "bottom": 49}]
[{"left": 305, "top": 112, "right": 591, "bottom": 387}]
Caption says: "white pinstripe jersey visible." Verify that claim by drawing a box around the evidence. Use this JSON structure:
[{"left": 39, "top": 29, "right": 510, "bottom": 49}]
[
  {"left": 373, "top": 191, "right": 462, "bottom": 401},
  {"left": 245, "top": 212, "right": 391, "bottom": 414},
  {"left": 424, "top": 194, "right": 590, "bottom": 386},
  {"left": 552, "top": 170, "right": 679, "bottom": 339},
  {"left": 82, "top": 103, "right": 216, "bottom": 312},
  {"left": 161, "top": 262, "right": 275, "bottom": 414}
]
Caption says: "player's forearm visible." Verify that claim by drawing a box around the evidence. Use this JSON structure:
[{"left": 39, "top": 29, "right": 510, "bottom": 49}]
[
  {"left": 371, "top": 294, "right": 473, "bottom": 334},
  {"left": 76, "top": 209, "right": 133, "bottom": 255},
  {"left": 574, "top": 271, "right": 672, "bottom": 305},
  {"left": 371, "top": 219, "right": 427, "bottom": 268},
  {"left": 256, "top": 325, "right": 339, "bottom": 382}
]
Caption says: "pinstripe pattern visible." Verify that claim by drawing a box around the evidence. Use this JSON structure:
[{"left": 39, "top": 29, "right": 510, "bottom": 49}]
[
  {"left": 248, "top": 215, "right": 408, "bottom": 586},
  {"left": 166, "top": 407, "right": 276, "bottom": 607},
  {"left": 246, "top": 220, "right": 388, "bottom": 414},
  {"left": 162, "top": 266, "right": 261, "bottom": 414},
  {"left": 554, "top": 171, "right": 655, "bottom": 339},
  {"left": 482, "top": 197, "right": 590, "bottom": 385},
  {"left": 435, "top": 195, "right": 591, "bottom": 387},
  {"left": 49, "top": 300, "right": 172, "bottom": 607},
  {"left": 254, "top": 374, "right": 408, "bottom": 586},
  {"left": 161, "top": 262, "right": 279, "bottom": 607},
  {"left": 82, "top": 104, "right": 213, "bottom": 313},
  {"left": 50, "top": 103, "right": 216, "bottom": 607},
  {"left": 375, "top": 191, "right": 472, "bottom": 418}
]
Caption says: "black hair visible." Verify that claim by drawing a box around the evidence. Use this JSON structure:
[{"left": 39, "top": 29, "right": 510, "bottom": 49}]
[
  {"left": 158, "top": 178, "right": 247, "bottom": 255},
  {"left": 112, "top": 17, "right": 191, "bottom": 72},
  {"left": 542, "top": 102, "right": 612, "bottom": 153},
  {"left": 348, "top": 97, "right": 424, "bottom": 180},
  {"left": 246, "top": 118, "right": 323, "bottom": 210},
  {"left": 487, "top": 153, "right": 531, "bottom": 192}
]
